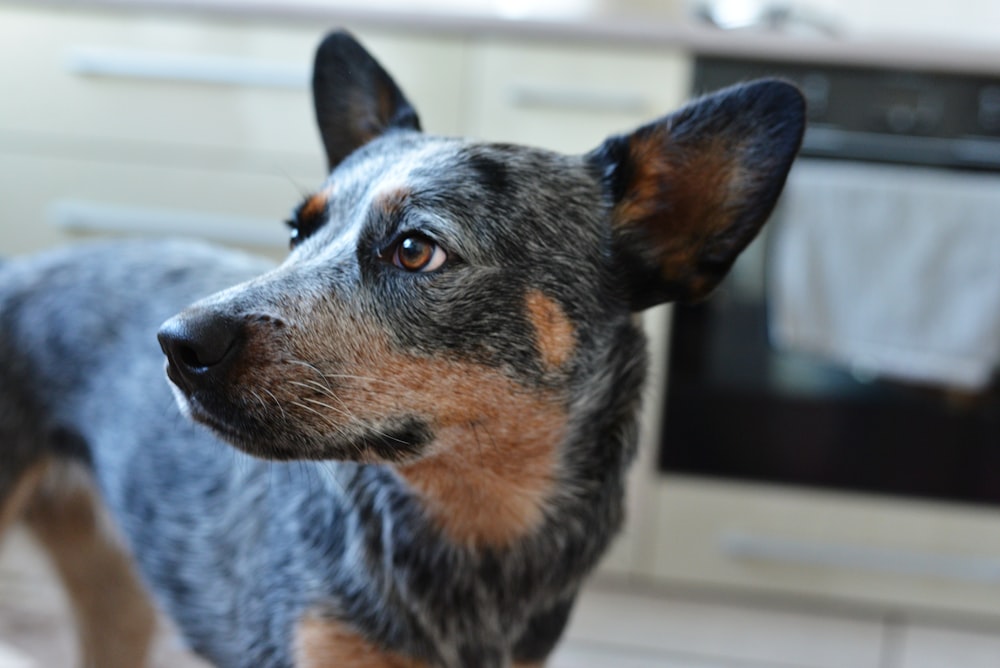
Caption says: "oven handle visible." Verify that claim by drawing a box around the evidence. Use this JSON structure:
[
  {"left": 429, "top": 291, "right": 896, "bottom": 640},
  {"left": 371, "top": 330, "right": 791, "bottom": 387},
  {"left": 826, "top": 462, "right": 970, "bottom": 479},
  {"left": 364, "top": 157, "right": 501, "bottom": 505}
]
[
  {"left": 719, "top": 530, "right": 1000, "bottom": 584},
  {"left": 802, "top": 126, "right": 1000, "bottom": 170}
]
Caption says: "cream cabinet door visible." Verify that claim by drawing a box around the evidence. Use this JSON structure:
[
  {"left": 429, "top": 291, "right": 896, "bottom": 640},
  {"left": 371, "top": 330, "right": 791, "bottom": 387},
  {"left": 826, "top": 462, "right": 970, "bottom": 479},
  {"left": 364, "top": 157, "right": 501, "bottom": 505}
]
[
  {"left": 554, "top": 584, "right": 883, "bottom": 668},
  {"left": 0, "top": 6, "right": 467, "bottom": 254},
  {"left": 899, "top": 624, "right": 1000, "bottom": 668},
  {"left": 464, "top": 39, "right": 690, "bottom": 153},
  {"left": 0, "top": 6, "right": 466, "bottom": 161},
  {"left": 0, "top": 152, "right": 298, "bottom": 256},
  {"left": 648, "top": 476, "right": 1000, "bottom": 619}
]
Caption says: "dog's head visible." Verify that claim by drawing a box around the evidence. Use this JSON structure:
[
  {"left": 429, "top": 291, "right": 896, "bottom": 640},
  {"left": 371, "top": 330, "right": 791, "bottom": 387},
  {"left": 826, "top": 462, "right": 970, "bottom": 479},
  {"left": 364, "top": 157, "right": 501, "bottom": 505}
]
[{"left": 158, "top": 31, "right": 803, "bottom": 542}]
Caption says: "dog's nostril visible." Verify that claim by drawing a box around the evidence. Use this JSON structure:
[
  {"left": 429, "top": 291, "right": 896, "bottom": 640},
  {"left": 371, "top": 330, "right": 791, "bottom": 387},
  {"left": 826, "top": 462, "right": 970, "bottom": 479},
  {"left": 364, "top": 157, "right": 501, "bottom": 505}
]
[
  {"left": 174, "top": 340, "right": 220, "bottom": 369},
  {"left": 157, "top": 311, "right": 243, "bottom": 377}
]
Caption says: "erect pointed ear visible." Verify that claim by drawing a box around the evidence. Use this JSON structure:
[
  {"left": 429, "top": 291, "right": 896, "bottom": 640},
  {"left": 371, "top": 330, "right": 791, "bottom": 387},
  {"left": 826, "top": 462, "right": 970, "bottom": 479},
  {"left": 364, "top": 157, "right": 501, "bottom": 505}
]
[
  {"left": 588, "top": 79, "right": 805, "bottom": 310},
  {"left": 312, "top": 30, "right": 422, "bottom": 171}
]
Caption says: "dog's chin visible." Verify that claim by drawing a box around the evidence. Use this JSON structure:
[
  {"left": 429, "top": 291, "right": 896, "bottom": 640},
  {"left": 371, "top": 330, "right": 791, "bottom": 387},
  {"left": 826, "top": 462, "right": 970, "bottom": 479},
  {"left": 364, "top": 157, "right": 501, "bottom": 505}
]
[
  {"left": 167, "top": 381, "right": 197, "bottom": 421},
  {"left": 167, "top": 381, "right": 432, "bottom": 463},
  {"left": 209, "top": 419, "right": 432, "bottom": 463}
]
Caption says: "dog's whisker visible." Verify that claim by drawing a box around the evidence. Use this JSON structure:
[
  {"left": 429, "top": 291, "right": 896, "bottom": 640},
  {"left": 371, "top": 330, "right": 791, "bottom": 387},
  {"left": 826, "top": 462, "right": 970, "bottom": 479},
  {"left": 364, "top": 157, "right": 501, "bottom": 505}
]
[
  {"left": 298, "top": 396, "right": 355, "bottom": 421},
  {"left": 285, "top": 379, "right": 359, "bottom": 417},
  {"left": 288, "top": 400, "right": 354, "bottom": 435},
  {"left": 248, "top": 389, "right": 271, "bottom": 416},
  {"left": 285, "top": 359, "right": 340, "bottom": 386},
  {"left": 285, "top": 359, "right": 488, "bottom": 408},
  {"left": 285, "top": 380, "right": 371, "bottom": 432},
  {"left": 287, "top": 378, "right": 337, "bottom": 398},
  {"left": 290, "top": 397, "right": 416, "bottom": 453},
  {"left": 286, "top": 359, "right": 398, "bottom": 389},
  {"left": 261, "top": 388, "right": 288, "bottom": 422}
]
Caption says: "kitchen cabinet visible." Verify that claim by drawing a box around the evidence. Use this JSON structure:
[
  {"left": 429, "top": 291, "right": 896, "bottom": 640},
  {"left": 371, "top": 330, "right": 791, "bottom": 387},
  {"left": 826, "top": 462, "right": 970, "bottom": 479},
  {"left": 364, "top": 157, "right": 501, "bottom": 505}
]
[
  {"left": 897, "top": 623, "right": 1000, "bottom": 668},
  {"left": 0, "top": 4, "right": 689, "bottom": 256},
  {"left": 0, "top": 5, "right": 465, "bottom": 254},
  {"left": 464, "top": 38, "right": 689, "bottom": 154},
  {"left": 645, "top": 477, "right": 1000, "bottom": 621},
  {"left": 554, "top": 584, "right": 884, "bottom": 668}
]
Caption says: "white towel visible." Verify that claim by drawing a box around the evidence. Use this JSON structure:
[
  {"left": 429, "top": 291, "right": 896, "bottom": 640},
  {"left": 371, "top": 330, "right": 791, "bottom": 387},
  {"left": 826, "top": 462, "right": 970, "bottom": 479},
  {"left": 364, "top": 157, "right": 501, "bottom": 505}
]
[{"left": 768, "top": 160, "right": 1000, "bottom": 390}]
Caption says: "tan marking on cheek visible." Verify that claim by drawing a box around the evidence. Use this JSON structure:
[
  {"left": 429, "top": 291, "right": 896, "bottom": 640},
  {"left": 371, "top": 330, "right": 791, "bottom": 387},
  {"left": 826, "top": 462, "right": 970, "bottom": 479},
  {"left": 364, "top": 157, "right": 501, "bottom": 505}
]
[
  {"left": 525, "top": 290, "right": 576, "bottom": 370},
  {"left": 295, "top": 613, "right": 428, "bottom": 668},
  {"left": 264, "top": 324, "right": 568, "bottom": 548}
]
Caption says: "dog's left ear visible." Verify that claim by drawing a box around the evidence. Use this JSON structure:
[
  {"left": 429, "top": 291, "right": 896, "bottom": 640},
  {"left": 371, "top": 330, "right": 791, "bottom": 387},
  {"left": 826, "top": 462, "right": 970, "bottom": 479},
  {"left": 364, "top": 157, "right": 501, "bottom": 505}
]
[
  {"left": 589, "top": 79, "right": 805, "bottom": 310},
  {"left": 312, "top": 30, "right": 421, "bottom": 171}
]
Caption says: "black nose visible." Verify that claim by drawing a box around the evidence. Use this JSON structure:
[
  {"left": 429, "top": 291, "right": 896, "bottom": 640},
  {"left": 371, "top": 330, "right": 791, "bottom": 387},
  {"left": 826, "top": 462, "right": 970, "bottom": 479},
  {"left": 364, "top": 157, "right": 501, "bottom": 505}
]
[{"left": 157, "top": 309, "right": 243, "bottom": 391}]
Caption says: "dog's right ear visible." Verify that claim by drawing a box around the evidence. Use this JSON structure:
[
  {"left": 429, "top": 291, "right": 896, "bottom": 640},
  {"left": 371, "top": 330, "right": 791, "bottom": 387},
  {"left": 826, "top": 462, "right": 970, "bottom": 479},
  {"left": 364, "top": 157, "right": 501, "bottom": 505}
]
[{"left": 312, "top": 30, "right": 421, "bottom": 171}]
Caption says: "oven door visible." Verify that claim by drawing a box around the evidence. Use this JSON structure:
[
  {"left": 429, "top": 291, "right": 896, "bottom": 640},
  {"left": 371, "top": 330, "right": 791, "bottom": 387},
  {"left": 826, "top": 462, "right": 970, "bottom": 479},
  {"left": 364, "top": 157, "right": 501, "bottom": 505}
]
[{"left": 659, "top": 157, "right": 1000, "bottom": 504}]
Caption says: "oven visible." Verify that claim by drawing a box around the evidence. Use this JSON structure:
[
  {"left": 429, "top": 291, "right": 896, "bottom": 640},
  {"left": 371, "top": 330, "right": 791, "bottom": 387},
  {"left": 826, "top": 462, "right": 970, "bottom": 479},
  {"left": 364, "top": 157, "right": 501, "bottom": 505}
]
[
  {"left": 637, "top": 56, "right": 1000, "bottom": 615},
  {"left": 662, "top": 57, "right": 1000, "bottom": 504}
]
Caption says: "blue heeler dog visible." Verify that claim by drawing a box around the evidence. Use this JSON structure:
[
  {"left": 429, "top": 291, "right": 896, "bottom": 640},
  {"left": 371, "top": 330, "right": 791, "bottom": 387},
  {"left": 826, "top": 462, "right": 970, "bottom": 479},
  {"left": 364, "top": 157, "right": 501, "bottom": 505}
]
[{"left": 0, "top": 31, "right": 804, "bottom": 668}]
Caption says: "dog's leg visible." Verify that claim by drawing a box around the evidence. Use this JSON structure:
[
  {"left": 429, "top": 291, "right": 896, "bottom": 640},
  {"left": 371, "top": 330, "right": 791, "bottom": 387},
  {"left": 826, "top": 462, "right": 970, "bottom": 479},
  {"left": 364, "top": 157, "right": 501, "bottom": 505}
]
[
  {"left": 24, "top": 462, "right": 157, "bottom": 668},
  {"left": 0, "top": 458, "right": 50, "bottom": 536}
]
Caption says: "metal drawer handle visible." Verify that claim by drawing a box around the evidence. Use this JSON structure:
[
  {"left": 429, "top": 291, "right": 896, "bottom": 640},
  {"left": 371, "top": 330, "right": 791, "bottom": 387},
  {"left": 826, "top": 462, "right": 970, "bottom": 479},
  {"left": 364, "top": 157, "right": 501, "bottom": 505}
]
[
  {"left": 65, "top": 45, "right": 309, "bottom": 89},
  {"left": 719, "top": 530, "right": 1000, "bottom": 584},
  {"left": 510, "top": 86, "right": 648, "bottom": 115},
  {"left": 49, "top": 200, "right": 287, "bottom": 248}
]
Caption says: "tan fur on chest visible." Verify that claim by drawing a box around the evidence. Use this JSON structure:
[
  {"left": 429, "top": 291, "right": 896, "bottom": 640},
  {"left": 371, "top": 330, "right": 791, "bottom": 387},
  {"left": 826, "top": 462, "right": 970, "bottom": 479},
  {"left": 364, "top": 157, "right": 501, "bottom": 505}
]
[
  {"left": 296, "top": 613, "right": 428, "bottom": 668},
  {"left": 296, "top": 613, "right": 549, "bottom": 667}
]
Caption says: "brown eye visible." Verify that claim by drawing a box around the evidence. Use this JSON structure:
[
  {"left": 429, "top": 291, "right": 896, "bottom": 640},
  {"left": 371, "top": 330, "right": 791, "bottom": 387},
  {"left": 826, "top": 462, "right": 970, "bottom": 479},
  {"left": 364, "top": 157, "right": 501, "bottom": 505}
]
[{"left": 390, "top": 235, "right": 447, "bottom": 272}]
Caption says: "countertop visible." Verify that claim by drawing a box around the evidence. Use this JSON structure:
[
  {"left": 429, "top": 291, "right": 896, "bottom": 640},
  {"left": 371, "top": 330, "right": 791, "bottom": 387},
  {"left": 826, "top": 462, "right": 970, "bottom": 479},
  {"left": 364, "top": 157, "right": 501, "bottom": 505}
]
[{"left": 5, "top": 0, "right": 1000, "bottom": 77}]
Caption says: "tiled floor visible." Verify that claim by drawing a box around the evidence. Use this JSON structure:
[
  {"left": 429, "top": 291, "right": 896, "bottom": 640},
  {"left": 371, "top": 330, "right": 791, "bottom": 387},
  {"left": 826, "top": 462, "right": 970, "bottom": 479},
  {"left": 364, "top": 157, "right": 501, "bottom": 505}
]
[
  {"left": 0, "top": 527, "right": 208, "bottom": 668},
  {"left": 4, "top": 524, "right": 1000, "bottom": 668}
]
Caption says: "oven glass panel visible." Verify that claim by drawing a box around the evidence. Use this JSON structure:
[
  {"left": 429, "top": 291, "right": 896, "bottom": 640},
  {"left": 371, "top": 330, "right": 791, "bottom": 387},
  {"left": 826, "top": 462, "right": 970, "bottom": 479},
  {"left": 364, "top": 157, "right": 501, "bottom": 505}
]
[{"left": 659, "top": 218, "right": 1000, "bottom": 506}]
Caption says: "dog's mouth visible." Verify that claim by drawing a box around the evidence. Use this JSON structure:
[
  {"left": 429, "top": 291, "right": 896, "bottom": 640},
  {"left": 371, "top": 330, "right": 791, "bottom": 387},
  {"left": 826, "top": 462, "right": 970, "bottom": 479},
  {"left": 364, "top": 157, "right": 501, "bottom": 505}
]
[
  {"left": 157, "top": 307, "right": 439, "bottom": 462},
  {"left": 165, "top": 364, "right": 433, "bottom": 462},
  {"left": 164, "top": 369, "right": 250, "bottom": 442}
]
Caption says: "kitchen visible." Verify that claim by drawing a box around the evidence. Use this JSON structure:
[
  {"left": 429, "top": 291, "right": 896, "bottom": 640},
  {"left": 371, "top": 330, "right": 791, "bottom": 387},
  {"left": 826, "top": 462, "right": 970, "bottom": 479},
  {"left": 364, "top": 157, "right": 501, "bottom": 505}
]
[{"left": 1, "top": 0, "right": 1000, "bottom": 666}]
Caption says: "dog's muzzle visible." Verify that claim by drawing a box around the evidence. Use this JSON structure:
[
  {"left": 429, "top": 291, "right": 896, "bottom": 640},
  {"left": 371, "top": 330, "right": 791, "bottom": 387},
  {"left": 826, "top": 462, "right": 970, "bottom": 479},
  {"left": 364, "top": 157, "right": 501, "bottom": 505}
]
[{"left": 157, "top": 308, "right": 244, "bottom": 395}]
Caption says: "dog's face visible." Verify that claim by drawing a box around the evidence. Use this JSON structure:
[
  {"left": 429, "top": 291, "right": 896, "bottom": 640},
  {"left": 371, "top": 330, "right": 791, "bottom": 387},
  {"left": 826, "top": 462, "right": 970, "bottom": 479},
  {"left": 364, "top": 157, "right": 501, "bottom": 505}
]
[
  {"left": 158, "top": 32, "right": 805, "bottom": 472},
  {"left": 163, "top": 139, "right": 608, "bottom": 464}
]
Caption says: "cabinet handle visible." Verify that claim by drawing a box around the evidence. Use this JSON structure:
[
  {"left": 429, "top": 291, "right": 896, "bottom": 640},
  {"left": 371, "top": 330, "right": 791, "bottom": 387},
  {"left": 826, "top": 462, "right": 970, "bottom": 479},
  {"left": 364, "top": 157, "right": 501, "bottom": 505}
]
[
  {"left": 510, "top": 86, "right": 648, "bottom": 115},
  {"left": 49, "top": 200, "right": 287, "bottom": 248},
  {"left": 719, "top": 530, "right": 1000, "bottom": 584},
  {"left": 65, "top": 46, "right": 308, "bottom": 89}
]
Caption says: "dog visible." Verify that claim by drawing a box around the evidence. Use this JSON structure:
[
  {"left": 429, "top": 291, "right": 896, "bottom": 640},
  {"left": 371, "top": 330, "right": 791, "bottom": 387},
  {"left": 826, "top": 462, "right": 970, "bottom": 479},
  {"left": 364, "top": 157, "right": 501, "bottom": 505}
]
[{"left": 0, "top": 31, "right": 804, "bottom": 668}]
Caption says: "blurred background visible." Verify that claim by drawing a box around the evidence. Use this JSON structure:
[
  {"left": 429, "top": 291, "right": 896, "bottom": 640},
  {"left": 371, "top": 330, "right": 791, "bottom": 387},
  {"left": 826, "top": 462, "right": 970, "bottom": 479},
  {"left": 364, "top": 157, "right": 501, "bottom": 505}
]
[{"left": 1, "top": 0, "right": 1000, "bottom": 666}]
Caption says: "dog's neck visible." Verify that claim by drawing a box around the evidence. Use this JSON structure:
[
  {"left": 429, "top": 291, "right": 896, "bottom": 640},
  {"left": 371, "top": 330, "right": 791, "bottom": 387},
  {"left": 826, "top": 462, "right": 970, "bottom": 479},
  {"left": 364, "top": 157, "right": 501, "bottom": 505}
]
[
  {"left": 394, "top": 320, "right": 646, "bottom": 553},
  {"left": 395, "top": 389, "right": 568, "bottom": 549}
]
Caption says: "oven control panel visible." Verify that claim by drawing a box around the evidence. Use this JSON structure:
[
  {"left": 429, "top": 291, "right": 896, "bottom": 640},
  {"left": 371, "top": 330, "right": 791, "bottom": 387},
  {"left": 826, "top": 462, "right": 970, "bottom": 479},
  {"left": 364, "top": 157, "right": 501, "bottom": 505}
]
[{"left": 694, "top": 57, "right": 1000, "bottom": 169}]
